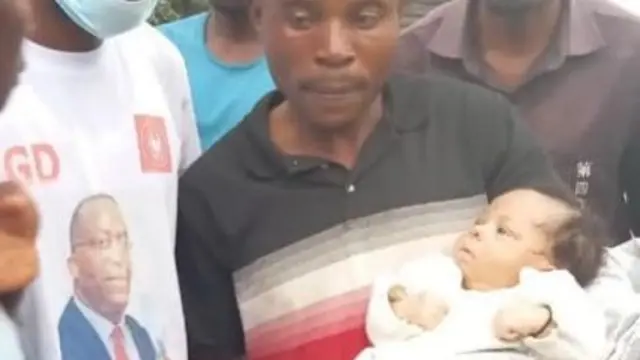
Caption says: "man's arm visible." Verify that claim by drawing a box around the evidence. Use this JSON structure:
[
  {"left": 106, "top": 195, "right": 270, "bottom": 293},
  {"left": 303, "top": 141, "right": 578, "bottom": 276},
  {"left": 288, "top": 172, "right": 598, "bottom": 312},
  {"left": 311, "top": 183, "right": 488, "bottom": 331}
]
[
  {"left": 176, "top": 180, "right": 244, "bottom": 360},
  {"left": 144, "top": 25, "right": 202, "bottom": 171},
  {"left": 176, "top": 91, "right": 202, "bottom": 173}
]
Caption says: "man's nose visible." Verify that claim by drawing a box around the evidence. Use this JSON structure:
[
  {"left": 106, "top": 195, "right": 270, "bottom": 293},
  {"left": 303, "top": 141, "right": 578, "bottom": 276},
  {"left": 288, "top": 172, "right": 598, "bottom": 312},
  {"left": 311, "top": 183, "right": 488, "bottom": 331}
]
[{"left": 315, "top": 20, "right": 355, "bottom": 68}]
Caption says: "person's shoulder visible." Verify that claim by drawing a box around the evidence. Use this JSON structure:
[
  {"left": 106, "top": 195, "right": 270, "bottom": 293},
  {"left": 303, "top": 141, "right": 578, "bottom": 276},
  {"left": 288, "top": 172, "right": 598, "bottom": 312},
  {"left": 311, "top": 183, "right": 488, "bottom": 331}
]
[
  {"left": 158, "top": 12, "right": 207, "bottom": 38},
  {"left": 117, "top": 24, "right": 184, "bottom": 66},
  {"left": 180, "top": 101, "right": 264, "bottom": 189},
  {"left": 592, "top": 0, "right": 640, "bottom": 51},
  {"left": 389, "top": 73, "right": 512, "bottom": 128},
  {"left": 124, "top": 314, "right": 149, "bottom": 332},
  {"left": 593, "top": 0, "right": 640, "bottom": 25},
  {"left": 401, "top": 0, "right": 460, "bottom": 38},
  {"left": 0, "top": 83, "right": 50, "bottom": 124}
]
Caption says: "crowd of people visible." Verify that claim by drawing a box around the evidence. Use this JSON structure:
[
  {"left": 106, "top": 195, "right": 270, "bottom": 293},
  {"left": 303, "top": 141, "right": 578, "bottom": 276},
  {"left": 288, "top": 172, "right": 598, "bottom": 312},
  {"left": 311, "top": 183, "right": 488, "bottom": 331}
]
[{"left": 0, "top": 0, "right": 640, "bottom": 359}]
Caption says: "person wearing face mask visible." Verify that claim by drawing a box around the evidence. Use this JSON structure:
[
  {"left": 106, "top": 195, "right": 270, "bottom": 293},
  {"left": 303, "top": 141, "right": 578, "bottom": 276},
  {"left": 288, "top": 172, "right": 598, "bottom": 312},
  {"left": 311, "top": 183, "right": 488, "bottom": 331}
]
[
  {"left": 160, "top": 0, "right": 274, "bottom": 150},
  {"left": 0, "top": 1, "right": 201, "bottom": 360},
  {"left": 397, "top": 0, "right": 640, "bottom": 247}
]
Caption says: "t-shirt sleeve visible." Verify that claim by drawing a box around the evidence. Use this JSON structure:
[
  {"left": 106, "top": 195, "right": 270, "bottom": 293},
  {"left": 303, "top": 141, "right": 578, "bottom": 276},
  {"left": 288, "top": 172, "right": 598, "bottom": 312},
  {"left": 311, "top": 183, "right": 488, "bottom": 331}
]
[
  {"left": 143, "top": 25, "right": 202, "bottom": 171},
  {"left": 176, "top": 178, "right": 245, "bottom": 360},
  {"left": 176, "top": 89, "right": 202, "bottom": 172},
  {"left": 165, "top": 47, "right": 201, "bottom": 172},
  {"left": 469, "top": 92, "right": 567, "bottom": 200}
]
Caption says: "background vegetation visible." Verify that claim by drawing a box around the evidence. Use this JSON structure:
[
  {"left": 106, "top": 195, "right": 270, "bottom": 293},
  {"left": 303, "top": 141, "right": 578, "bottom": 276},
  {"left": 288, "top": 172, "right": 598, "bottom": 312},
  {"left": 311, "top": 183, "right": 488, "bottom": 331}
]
[{"left": 149, "top": 0, "right": 208, "bottom": 25}]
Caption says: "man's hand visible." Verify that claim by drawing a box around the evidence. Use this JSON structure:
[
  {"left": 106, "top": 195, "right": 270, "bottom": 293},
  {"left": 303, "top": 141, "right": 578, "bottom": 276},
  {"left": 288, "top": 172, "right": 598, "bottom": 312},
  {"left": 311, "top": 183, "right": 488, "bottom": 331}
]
[
  {"left": 388, "top": 285, "right": 449, "bottom": 331},
  {"left": 493, "top": 299, "right": 553, "bottom": 342},
  {"left": 0, "top": 181, "right": 39, "bottom": 292}
]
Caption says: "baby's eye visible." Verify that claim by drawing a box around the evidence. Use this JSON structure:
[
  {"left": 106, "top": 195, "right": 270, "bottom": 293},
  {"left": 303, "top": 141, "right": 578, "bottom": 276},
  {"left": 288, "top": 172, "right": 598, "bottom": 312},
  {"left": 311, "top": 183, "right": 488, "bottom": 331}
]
[{"left": 497, "top": 227, "right": 509, "bottom": 236}]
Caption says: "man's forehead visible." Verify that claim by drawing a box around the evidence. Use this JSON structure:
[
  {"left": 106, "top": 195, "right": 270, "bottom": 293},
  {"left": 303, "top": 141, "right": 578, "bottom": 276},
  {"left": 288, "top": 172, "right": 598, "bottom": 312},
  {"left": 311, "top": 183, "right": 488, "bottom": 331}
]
[{"left": 77, "top": 199, "right": 124, "bottom": 226}]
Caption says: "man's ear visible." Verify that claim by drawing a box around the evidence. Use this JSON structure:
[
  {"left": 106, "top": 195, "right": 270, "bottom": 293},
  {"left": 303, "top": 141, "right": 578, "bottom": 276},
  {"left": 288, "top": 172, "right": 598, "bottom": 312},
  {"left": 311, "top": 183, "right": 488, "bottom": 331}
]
[
  {"left": 250, "top": 0, "right": 264, "bottom": 35},
  {"left": 68, "top": 254, "right": 79, "bottom": 279}
]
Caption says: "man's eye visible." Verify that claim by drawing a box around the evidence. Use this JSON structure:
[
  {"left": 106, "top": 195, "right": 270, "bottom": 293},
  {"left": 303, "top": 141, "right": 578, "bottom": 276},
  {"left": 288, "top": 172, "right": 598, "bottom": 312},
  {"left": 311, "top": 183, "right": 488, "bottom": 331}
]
[
  {"left": 95, "top": 238, "right": 109, "bottom": 248},
  {"left": 351, "top": 5, "right": 385, "bottom": 29},
  {"left": 287, "top": 8, "right": 314, "bottom": 30}
]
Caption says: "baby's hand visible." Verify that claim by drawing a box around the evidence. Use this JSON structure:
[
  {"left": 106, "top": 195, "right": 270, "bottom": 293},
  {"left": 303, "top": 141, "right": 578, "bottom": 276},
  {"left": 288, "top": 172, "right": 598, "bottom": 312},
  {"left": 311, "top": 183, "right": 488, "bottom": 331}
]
[
  {"left": 388, "top": 285, "right": 449, "bottom": 331},
  {"left": 493, "top": 299, "right": 553, "bottom": 342}
]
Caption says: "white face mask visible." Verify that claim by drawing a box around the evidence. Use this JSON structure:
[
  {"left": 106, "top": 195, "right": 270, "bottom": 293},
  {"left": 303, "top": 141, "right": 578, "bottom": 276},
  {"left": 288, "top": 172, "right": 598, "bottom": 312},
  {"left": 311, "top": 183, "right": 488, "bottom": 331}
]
[{"left": 54, "top": 0, "right": 159, "bottom": 39}]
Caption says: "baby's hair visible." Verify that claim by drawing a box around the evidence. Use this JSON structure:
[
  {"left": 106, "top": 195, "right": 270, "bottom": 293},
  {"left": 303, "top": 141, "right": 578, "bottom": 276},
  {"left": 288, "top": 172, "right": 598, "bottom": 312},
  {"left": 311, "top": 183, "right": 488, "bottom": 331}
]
[
  {"left": 524, "top": 183, "right": 607, "bottom": 287},
  {"left": 550, "top": 209, "right": 607, "bottom": 287}
]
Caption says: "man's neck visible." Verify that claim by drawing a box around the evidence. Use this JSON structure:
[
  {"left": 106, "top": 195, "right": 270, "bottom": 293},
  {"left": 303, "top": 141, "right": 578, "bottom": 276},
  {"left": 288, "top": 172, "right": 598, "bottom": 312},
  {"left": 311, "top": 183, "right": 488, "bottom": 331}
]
[
  {"left": 26, "top": 1, "right": 100, "bottom": 52},
  {"left": 206, "top": 11, "right": 263, "bottom": 64},
  {"left": 269, "top": 98, "right": 383, "bottom": 169},
  {"left": 477, "top": 0, "right": 562, "bottom": 57},
  {"left": 75, "top": 293, "right": 124, "bottom": 325}
]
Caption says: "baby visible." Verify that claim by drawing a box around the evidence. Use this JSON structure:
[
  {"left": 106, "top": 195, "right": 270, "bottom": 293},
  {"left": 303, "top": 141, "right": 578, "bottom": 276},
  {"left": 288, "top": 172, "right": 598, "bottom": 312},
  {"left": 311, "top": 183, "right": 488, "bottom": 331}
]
[{"left": 357, "top": 188, "right": 608, "bottom": 360}]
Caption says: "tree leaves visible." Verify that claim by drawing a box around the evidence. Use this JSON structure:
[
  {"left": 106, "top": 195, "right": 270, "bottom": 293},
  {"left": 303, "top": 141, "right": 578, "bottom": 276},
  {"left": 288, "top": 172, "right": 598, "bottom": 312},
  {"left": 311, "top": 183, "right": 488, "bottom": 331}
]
[{"left": 149, "top": 0, "right": 208, "bottom": 25}]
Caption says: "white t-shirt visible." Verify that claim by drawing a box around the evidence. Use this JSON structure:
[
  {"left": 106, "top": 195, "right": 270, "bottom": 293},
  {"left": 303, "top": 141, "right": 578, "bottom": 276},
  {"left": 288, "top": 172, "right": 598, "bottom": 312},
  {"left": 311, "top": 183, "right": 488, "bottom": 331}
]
[
  {"left": 0, "top": 24, "right": 200, "bottom": 360},
  {"left": 0, "top": 306, "right": 24, "bottom": 360}
]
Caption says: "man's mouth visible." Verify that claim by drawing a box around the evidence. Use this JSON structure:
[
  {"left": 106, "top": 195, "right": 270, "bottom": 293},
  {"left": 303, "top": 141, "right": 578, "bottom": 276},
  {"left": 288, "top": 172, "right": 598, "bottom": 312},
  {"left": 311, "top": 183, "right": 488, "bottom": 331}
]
[{"left": 300, "top": 75, "right": 368, "bottom": 97}]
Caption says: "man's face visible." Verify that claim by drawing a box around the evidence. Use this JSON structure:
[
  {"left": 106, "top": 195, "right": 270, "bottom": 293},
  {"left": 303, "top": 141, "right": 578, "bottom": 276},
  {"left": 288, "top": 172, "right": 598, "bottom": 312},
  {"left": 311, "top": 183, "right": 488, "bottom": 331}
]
[
  {"left": 482, "top": 0, "right": 548, "bottom": 18},
  {"left": 70, "top": 199, "right": 131, "bottom": 319},
  {"left": 0, "top": 0, "right": 26, "bottom": 110},
  {"left": 253, "top": 0, "right": 401, "bottom": 130},
  {"left": 453, "top": 190, "right": 570, "bottom": 290}
]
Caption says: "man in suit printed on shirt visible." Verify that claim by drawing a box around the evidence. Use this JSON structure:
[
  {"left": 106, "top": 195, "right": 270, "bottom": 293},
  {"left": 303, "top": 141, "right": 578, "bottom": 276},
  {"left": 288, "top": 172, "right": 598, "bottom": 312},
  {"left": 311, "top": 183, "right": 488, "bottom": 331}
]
[{"left": 58, "top": 194, "right": 156, "bottom": 360}]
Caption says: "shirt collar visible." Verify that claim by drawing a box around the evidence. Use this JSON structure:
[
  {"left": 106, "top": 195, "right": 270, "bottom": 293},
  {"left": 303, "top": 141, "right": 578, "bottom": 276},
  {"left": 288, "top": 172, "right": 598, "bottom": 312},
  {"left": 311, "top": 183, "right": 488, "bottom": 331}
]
[
  {"left": 426, "top": 0, "right": 605, "bottom": 59},
  {"left": 243, "top": 79, "right": 411, "bottom": 180},
  {"left": 74, "top": 297, "right": 125, "bottom": 345}
]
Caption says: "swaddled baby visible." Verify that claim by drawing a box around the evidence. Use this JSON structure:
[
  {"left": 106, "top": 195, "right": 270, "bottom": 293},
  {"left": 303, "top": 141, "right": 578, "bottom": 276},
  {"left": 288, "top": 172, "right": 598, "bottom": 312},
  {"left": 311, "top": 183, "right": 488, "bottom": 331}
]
[{"left": 357, "top": 188, "right": 608, "bottom": 360}]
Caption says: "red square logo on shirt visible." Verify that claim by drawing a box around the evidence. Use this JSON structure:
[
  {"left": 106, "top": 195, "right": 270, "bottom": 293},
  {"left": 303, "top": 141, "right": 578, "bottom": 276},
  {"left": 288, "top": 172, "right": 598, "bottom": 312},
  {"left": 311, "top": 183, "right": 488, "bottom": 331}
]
[{"left": 134, "top": 115, "right": 172, "bottom": 173}]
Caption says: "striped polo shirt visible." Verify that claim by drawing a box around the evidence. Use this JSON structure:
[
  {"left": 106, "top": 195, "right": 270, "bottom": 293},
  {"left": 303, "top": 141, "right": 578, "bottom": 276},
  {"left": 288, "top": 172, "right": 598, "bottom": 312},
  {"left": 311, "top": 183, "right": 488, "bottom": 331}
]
[{"left": 176, "top": 74, "right": 562, "bottom": 360}]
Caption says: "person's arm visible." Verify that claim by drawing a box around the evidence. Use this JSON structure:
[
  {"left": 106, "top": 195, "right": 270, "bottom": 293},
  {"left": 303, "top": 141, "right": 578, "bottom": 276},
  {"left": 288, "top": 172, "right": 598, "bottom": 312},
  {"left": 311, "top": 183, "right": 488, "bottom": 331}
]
[
  {"left": 168, "top": 50, "right": 201, "bottom": 172},
  {"left": 146, "top": 26, "right": 202, "bottom": 172},
  {"left": 176, "top": 179, "right": 244, "bottom": 360},
  {"left": 176, "top": 88, "right": 202, "bottom": 173},
  {"left": 518, "top": 269, "right": 608, "bottom": 360}
]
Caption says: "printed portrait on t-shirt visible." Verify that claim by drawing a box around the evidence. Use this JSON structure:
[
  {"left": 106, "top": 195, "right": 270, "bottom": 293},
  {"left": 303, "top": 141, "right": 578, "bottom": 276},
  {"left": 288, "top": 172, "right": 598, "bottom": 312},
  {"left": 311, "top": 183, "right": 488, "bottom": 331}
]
[{"left": 57, "top": 194, "right": 161, "bottom": 360}]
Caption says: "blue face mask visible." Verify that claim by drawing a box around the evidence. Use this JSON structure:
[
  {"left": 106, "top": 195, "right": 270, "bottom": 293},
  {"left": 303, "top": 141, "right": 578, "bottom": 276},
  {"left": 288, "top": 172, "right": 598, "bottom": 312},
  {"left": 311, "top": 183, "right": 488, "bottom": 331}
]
[{"left": 54, "top": 0, "right": 158, "bottom": 39}]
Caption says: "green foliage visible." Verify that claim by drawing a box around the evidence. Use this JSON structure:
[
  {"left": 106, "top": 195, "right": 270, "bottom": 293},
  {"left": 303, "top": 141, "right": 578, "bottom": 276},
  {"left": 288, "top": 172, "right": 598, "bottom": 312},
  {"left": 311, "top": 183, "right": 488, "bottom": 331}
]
[{"left": 150, "top": 0, "right": 208, "bottom": 26}]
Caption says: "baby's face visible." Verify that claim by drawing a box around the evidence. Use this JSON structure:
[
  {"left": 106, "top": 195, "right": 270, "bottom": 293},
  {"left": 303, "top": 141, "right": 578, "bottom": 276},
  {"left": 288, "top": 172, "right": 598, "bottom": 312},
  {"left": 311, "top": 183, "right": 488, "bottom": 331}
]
[{"left": 454, "top": 189, "right": 573, "bottom": 290}]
